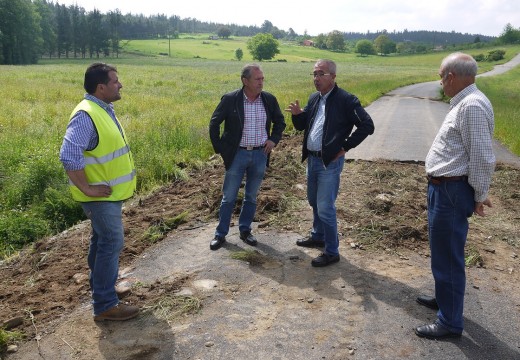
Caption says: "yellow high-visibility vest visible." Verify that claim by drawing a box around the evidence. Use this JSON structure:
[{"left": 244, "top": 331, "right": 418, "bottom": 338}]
[{"left": 69, "top": 99, "right": 136, "bottom": 202}]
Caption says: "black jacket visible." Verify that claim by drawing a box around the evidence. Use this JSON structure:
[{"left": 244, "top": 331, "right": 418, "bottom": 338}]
[
  {"left": 209, "top": 88, "right": 286, "bottom": 169},
  {"left": 292, "top": 84, "right": 374, "bottom": 166}
]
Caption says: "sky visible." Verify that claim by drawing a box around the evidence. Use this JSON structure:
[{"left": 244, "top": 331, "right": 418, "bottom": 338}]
[{"left": 54, "top": 0, "right": 518, "bottom": 37}]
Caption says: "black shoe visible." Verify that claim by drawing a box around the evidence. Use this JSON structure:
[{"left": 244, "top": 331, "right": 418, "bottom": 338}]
[
  {"left": 296, "top": 237, "right": 325, "bottom": 248},
  {"left": 311, "top": 253, "right": 340, "bottom": 267},
  {"left": 239, "top": 231, "right": 257, "bottom": 246},
  {"left": 416, "top": 295, "right": 439, "bottom": 310},
  {"left": 210, "top": 235, "right": 226, "bottom": 250},
  {"left": 415, "top": 323, "right": 461, "bottom": 339}
]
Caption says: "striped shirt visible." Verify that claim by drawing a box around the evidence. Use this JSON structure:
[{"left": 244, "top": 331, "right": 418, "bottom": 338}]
[
  {"left": 240, "top": 92, "right": 267, "bottom": 147},
  {"left": 425, "top": 83, "right": 495, "bottom": 202},
  {"left": 307, "top": 90, "right": 331, "bottom": 151},
  {"left": 60, "top": 94, "right": 123, "bottom": 171}
]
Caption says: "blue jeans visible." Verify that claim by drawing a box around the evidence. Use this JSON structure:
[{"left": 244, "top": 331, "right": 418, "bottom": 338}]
[
  {"left": 216, "top": 148, "right": 267, "bottom": 237},
  {"left": 81, "top": 201, "right": 124, "bottom": 316},
  {"left": 307, "top": 155, "right": 344, "bottom": 257},
  {"left": 428, "top": 180, "right": 474, "bottom": 333}
]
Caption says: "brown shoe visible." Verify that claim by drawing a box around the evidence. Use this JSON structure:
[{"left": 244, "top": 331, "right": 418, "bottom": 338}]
[{"left": 94, "top": 304, "right": 139, "bottom": 322}]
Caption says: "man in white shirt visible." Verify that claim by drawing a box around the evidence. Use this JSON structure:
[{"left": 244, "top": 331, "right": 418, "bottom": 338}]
[{"left": 415, "top": 52, "right": 495, "bottom": 339}]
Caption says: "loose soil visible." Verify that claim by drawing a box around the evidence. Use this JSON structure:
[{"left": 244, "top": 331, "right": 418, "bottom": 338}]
[{"left": 1, "top": 133, "right": 519, "bottom": 359}]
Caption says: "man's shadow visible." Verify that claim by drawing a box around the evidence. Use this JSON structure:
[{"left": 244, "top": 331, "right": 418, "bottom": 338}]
[
  {"left": 95, "top": 312, "right": 176, "bottom": 360},
  {"left": 225, "top": 234, "right": 520, "bottom": 360}
]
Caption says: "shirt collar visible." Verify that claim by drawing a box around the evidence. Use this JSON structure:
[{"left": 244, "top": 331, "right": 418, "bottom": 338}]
[
  {"left": 243, "top": 90, "right": 262, "bottom": 103},
  {"left": 320, "top": 88, "right": 333, "bottom": 101},
  {"left": 85, "top": 93, "right": 113, "bottom": 112},
  {"left": 450, "top": 83, "right": 477, "bottom": 108}
]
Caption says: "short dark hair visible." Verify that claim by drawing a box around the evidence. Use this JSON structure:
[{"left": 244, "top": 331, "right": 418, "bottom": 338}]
[{"left": 83, "top": 63, "right": 117, "bottom": 94}]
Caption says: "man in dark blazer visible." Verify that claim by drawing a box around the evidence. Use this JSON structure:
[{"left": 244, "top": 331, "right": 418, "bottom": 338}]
[
  {"left": 209, "top": 64, "right": 286, "bottom": 250},
  {"left": 286, "top": 59, "right": 374, "bottom": 267}
]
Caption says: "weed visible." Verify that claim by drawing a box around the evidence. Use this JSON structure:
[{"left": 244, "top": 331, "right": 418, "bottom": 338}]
[
  {"left": 144, "top": 295, "right": 201, "bottom": 322},
  {"left": 142, "top": 211, "right": 189, "bottom": 243},
  {"left": 0, "top": 328, "right": 25, "bottom": 354},
  {"left": 230, "top": 249, "right": 267, "bottom": 266},
  {"left": 465, "top": 246, "right": 484, "bottom": 267}
]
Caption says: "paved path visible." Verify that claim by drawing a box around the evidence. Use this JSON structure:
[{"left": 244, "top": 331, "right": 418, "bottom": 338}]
[
  {"left": 10, "top": 225, "right": 520, "bottom": 359},
  {"left": 346, "top": 53, "right": 520, "bottom": 168}
]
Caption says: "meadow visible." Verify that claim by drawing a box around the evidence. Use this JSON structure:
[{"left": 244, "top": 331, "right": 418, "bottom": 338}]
[{"left": 0, "top": 36, "right": 519, "bottom": 256}]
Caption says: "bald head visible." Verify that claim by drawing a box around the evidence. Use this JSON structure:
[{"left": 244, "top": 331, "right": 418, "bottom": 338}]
[
  {"left": 440, "top": 52, "right": 478, "bottom": 78},
  {"left": 439, "top": 52, "right": 478, "bottom": 97}
]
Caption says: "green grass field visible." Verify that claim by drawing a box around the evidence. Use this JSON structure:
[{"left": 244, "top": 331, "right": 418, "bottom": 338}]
[{"left": 0, "top": 37, "right": 519, "bottom": 256}]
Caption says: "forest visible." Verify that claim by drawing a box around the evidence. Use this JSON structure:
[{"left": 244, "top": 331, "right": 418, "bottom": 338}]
[{"left": 2, "top": 0, "right": 518, "bottom": 65}]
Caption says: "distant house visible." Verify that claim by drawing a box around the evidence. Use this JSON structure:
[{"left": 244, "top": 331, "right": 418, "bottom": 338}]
[{"left": 303, "top": 40, "right": 314, "bottom": 46}]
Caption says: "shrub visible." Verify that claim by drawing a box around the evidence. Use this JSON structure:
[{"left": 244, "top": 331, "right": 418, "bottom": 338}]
[
  {"left": 0, "top": 210, "right": 49, "bottom": 250},
  {"left": 39, "top": 187, "right": 85, "bottom": 233},
  {"left": 473, "top": 54, "right": 485, "bottom": 62},
  {"left": 487, "top": 49, "right": 506, "bottom": 61},
  {"left": 4, "top": 152, "right": 65, "bottom": 209}
]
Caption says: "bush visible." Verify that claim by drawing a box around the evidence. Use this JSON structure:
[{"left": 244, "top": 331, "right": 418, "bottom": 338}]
[
  {"left": 39, "top": 187, "right": 85, "bottom": 233},
  {"left": 0, "top": 210, "right": 49, "bottom": 250},
  {"left": 0, "top": 149, "right": 83, "bottom": 256},
  {"left": 4, "top": 153, "right": 65, "bottom": 209},
  {"left": 487, "top": 49, "right": 506, "bottom": 61},
  {"left": 473, "top": 53, "right": 485, "bottom": 62}
]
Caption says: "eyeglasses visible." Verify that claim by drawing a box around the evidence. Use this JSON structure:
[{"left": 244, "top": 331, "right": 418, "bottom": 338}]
[{"left": 311, "top": 73, "right": 331, "bottom": 78}]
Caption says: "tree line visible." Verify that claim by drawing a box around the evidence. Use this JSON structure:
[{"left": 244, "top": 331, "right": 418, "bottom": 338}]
[
  {"left": 0, "top": 0, "right": 277, "bottom": 64},
  {"left": 1, "top": 0, "right": 518, "bottom": 65}
]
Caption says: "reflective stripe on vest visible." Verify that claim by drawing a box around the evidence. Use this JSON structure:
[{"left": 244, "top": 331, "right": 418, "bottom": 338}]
[
  {"left": 84, "top": 144, "right": 131, "bottom": 165},
  {"left": 69, "top": 100, "right": 136, "bottom": 202}
]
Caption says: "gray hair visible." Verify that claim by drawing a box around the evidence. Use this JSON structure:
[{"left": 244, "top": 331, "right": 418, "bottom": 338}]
[
  {"left": 441, "top": 52, "right": 478, "bottom": 77},
  {"left": 241, "top": 63, "right": 262, "bottom": 79},
  {"left": 316, "top": 59, "right": 337, "bottom": 74}
]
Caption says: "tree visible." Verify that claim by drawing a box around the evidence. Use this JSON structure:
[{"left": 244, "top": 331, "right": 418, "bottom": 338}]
[
  {"left": 55, "top": 4, "right": 72, "bottom": 58},
  {"left": 326, "top": 30, "right": 345, "bottom": 51},
  {"left": 313, "top": 33, "right": 327, "bottom": 49},
  {"left": 374, "top": 34, "right": 396, "bottom": 55},
  {"left": 260, "top": 20, "right": 273, "bottom": 34},
  {"left": 0, "top": 0, "right": 42, "bottom": 64},
  {"left": 108, "top": 9, "right": 122, "bottom": 57},
  {"left": 87, "top": 9, "right": 108, "bottom": 58},
  {"left": 355, "top": 39, "right": 375, "bottom": 56},
  {"left": 217, "top": 26, "right": 231, "bottom": 39},
  {"left": 287, "top": 28, "right": 297, "bottom": 40},
  {"left": 499, "top": 23, "right": 520, "bottom": 44},
  {"left": 34, "top": 0, "right": 57, "bottom": 59},
  {"left": 247, "top": 33, "right": 279, "bottom": 61},
  {"left": 70, "top": 5, "right": 83, "bottom": 58},
  {"left": 235, "top": 48, "right": 243, "bottom": 61}
]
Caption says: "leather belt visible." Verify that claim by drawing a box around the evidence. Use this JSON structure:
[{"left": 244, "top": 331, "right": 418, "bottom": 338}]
[
  {"left": 240, "top": 146, "right": 264, "bottom": 150},
  {"left": 308, "top": 150, "right": 322, "bottom": 157},
  {"left": 427, "top": 175, "right": 468, "bottom": 185}
]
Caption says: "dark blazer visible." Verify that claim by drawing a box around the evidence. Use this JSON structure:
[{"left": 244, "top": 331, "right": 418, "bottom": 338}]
[
  {"left": 209, "top": 88, "right": 286, "bottom": 169},
  {"left": 292, "top": 84, "right": 374, "bottom": 166}
]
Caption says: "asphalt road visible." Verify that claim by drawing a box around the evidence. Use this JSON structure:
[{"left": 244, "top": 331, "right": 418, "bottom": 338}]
[
  {"left": 346, "top": 53, "right": 520, "bottom": 168},
  {"left": 11, "top": 225, "right": 519, "bottom": 360}
]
